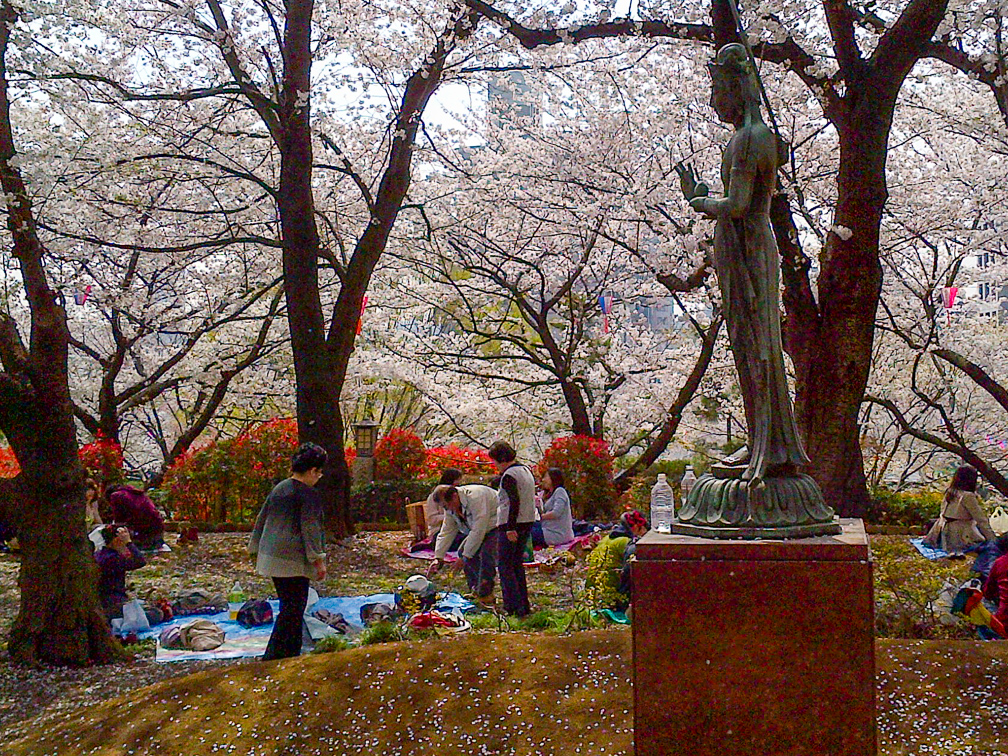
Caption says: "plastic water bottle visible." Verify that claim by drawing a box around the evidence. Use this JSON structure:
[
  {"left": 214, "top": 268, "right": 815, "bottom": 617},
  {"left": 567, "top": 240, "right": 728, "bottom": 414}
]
[
  {"left": 651, "top": 473, "right": 675, "bottom": 533},
  {"left": 228, "top": 581, "right": 245, "bottom": 621},
  {"left": 681, "top": 464, "right": 697, "bottom": 505}
]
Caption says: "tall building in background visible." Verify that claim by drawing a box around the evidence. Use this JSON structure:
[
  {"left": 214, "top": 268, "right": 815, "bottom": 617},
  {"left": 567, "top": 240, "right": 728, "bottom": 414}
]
[
  {"left": 971, "top": 249, "right": 1007, "bottom": 321},
  {"left": 487, "top": 71, "right": 540, "bottom": 131}
]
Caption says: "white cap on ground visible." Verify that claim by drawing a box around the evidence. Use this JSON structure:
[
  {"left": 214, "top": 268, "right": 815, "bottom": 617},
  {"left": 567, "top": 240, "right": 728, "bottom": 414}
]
[{"left": 405, "top": 574, "right": 431, "bottom": 594}]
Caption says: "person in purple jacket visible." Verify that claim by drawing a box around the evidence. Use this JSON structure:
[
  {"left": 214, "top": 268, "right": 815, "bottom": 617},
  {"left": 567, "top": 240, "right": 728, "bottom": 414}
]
[
  {"left": 106, "top": 484, "right": 165, "bottom": 551},
  {"left": 94, "top": 524, "right": 159, "bottom": 624}
]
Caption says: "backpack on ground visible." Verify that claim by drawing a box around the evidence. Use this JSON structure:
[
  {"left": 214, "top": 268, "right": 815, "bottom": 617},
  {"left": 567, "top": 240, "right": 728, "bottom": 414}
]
[
  {"left": 159, "top": 625, "right": 183, "bottom": 649},
  {"left": 236, "top": 599, "right": 273, "bottom": 628}
]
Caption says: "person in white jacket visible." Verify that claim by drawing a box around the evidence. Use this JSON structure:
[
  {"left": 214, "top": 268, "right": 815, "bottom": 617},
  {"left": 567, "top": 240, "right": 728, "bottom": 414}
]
[{"left": 427, "top": 484, "right": 499, "bottom": 602}]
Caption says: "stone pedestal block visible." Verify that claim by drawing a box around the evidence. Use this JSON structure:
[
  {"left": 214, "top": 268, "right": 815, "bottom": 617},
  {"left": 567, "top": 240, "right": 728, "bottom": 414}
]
[
  {"left": 351, "top": 456, "right": 374, "bottom": 488},
  {"left": 632, "top": 519, "right": 875, "bottom": 756}
]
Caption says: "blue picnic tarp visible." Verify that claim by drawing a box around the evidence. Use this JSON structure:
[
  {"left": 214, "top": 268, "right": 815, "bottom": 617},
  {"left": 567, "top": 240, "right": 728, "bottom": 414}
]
[
  {"left": 911, "top": 538, "right": 950, "bottom": 560},
  {"left": 134, "top": 592, "right": 475, "bottom": 662}
]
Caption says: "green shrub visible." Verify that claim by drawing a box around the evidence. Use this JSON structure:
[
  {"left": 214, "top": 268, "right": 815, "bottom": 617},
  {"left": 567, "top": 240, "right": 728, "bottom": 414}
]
[
  {"left": 161, "top": 418, "right": 361, "bottom": 524},
  {"left": 872, "top": 535, "right": 974, "bottom": 639},
  {"left": 360, "top": 621, "right": 404, "bottom": 645},
  {"left": 516, "top": 609, "right": 565, "bottom": 632},
  {"left": 468, "top": 611, "right": 508, "bottom": 632},
  {"left": 313, "top": 636, "right": 352, "bottom": 654},
  {"left": 351, "top": 479, "right": 436, "bottom": 524},
  {"left": 161, "top": 418, "right": 299, "bottom": 524},
  {"left": 867, "top": 487, "right": 944, "bottom": 528}
]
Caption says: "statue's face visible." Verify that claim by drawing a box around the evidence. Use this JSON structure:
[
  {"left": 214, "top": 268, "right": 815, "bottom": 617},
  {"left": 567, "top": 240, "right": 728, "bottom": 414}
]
[{"left": 709, "top": 67, "right": 742, "bottom": 125}]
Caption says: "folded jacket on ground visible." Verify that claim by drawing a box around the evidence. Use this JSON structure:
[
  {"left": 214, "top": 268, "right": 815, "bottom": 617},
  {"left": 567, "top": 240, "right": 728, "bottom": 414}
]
[{"left": 179, "top": 619, "right": 225, "bottom": 651}]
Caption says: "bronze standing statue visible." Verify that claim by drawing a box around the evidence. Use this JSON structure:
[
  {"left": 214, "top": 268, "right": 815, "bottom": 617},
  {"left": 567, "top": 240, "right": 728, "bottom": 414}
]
[{"left": 673, "top": 44, "right": 838, "bottom": 538}]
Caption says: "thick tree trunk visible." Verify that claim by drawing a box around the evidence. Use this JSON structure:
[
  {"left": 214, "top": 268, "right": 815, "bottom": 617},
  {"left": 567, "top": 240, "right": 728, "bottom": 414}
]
[
  {"left": 5, "top": 473, "right": 122, "bottom": 666},
  {"left": 277, "top": 0, "right": 353, "bottom": 538},
  {"left": 0, "top": 0, "right": 124, "bottom": 664},
  {"left": 787, "top": 113, "right": 889, "bottom": 518}
]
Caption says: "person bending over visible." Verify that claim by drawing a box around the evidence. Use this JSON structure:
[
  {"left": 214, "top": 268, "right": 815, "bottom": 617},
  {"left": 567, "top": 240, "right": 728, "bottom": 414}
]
[
  {"left": 426, "top": 483, "right": 499, "bottom": 604},
  {"left": 411, "top": 468, "right": 465, "bottom": 553},
  {"left": 106, "top": 484, "right": 165, "bottom": 551}
]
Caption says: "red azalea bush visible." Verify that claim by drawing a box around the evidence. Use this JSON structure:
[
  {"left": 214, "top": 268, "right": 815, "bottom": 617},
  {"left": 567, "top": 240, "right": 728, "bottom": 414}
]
[
  {"left": 162, "top": 418, "right": 354, "bottom": 524},
  {"left": 422, "top": 444, "right": 493, "bottom": 477},
  {"left": 1, "top": 435, "right": 125, "bottom": 489},
  {"left": 374, "top": 428, "right": 427, "bottom": 481},
  {"left": 79, "top": 434, "right": 125, "bottom": 491},
  {"left": 0, "top": 446, "right": 19, "bottom": 478},
  {"left": 535, "top": 435, "right": 618, "bottom": 520}
]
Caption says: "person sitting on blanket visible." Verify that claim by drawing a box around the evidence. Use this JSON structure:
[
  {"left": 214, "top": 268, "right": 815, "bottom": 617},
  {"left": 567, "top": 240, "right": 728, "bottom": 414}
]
[
  {"left": 983, "top": 533, "right": 1008, "bottom": 632},
  {"left": 426, "top": 483, "right": 499, "bottom": 606},
  {"left": 531, "top": 468, "right": 575, "bottom": 548},
  {"left": 410, "top": 468, "right": 465, "bottom": 553},
  {"left": 924, "top": 466, "right": 997, "bottom": 577},
  {"left": 584, "top": 510, "right": 649, "bottom": 612},
  {"left": 95, "top": 524, "right": 162, "bottom": 625}
]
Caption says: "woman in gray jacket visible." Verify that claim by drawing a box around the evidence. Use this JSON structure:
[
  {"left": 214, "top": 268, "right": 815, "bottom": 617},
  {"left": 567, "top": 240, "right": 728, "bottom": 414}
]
[{"left": 249, "top": 442, "right": 328, "bottom": 660}]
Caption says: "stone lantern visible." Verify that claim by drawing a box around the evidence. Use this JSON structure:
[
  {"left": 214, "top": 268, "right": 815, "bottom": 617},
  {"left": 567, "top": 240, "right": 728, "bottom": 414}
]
[{"left": 351, "top": 420, "right": 380, "bottom": 486}]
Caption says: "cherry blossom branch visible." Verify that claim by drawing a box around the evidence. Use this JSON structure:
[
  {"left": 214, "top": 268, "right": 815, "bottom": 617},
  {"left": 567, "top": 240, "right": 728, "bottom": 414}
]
[{"left": 864, "top": 393, "right": 1008, "bottom": 498}]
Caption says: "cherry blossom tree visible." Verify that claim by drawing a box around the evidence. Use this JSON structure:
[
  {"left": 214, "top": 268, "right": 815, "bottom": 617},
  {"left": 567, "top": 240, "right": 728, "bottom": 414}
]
[
  {"left": 24, "top": 0, "right": 483, "bottom": 535},
  {"left": 0, "top": 1, "right": 121, "bottom": 665},
  {"left": 863, "top": 69, "right": 1008, "bottom": 495},
  {"left": 458, "top": 0, "right": 1008, "bottom": 516}
]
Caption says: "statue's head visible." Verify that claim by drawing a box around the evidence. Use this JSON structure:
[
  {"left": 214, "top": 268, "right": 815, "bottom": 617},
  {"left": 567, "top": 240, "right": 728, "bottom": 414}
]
[{"left": 707, "top": 43, "right": 761, "bottom": 125}]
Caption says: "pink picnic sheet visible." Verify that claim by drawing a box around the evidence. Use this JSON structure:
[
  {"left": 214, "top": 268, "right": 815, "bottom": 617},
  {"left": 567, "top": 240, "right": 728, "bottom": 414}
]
[{"left": 399, "top": 533, "right": 596, "bottom": 565}]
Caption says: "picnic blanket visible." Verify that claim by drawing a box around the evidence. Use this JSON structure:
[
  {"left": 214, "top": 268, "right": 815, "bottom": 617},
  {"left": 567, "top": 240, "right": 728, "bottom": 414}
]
[
  {"left": 911, "top": 538, "right": 951, "bottom": 560},
  {"left": 400, "top": 533, "right": 597, "bottom": 565},
  {"left": 139, "top": 592, "right": 474, "bottom": 662}
]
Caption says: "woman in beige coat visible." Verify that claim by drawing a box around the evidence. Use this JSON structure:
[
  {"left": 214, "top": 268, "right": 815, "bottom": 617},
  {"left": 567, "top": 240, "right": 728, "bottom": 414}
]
[{"left": 924, "top": 465, "right": 996, "bottom": 552}]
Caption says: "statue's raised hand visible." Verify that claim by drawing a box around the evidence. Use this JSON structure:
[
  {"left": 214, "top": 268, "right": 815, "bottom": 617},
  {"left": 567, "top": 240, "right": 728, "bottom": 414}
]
[{"left": 675, "top": 162, "right": 709, "bottom": 201}]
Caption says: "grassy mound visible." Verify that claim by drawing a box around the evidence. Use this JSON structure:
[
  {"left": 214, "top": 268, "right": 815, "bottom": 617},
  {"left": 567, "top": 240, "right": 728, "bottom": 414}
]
[
  {"left": 9, "top": 630, "right": 633, "bottom": 756},
  {"left": 877, "top": 639, "right": 1008, "bottom": 755},
  {"left": 8, "top": 632, "right": 1008, "bottom": 755}
]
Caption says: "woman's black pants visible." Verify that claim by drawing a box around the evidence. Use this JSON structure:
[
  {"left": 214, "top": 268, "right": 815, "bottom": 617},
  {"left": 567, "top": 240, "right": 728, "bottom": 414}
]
[{"left": 263, "top": 576, "right": 309, "bottom": 661}]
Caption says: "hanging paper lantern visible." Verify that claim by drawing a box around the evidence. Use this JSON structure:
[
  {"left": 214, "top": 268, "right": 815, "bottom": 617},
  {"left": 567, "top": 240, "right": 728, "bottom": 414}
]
[
  {"left": 356, "top": 294, "right": 368, "bottom": 335},
  {"left": 74, "top": 284, "right": 92, "bottom": 306},
  {"left": 599, "top": 294, "right": 613, "bottom": 334},
  {"left": 941, "top": 286, "right": 958, "bottom": 310},
  {"left": 941, "top": 286, "right": 958, "bottom": 325}
]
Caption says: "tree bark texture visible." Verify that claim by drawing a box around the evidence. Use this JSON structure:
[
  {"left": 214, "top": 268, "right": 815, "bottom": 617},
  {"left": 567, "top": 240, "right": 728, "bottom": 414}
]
[
  {"left": 276, "top": 0, "right": 353, "bottom": 537},
  {"left": 785, "top": 121, "right": 889, "bottom": 517},
  {"left": 0, "top": 1, "right": 122, "bottom": 665}
]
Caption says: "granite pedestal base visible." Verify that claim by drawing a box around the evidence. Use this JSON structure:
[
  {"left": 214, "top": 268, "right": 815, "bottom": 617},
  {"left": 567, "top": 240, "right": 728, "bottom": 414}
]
[{"left": 632, "top": 519, "right": 875, "bottom": 756}]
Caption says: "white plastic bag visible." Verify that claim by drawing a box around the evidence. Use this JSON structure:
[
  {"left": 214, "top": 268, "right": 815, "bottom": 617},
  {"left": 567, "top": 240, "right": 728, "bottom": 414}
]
[
  {"left": 88, "top": 526, "right": 105, "bottom": 552},
  {"left": 120, "top": 599, "right": 150, "bottom": 632},
  {"left": 306, "top": 587, "right": 320, "bottom": 611},
  {"left": 990, "top": 505, "right": 1008, "bottom": 536}
]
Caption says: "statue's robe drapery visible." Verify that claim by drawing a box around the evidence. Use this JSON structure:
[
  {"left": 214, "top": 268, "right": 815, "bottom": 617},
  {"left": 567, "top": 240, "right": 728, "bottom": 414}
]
[{"left": 714, "top": 123, "right": 808, "bottom": 482}]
